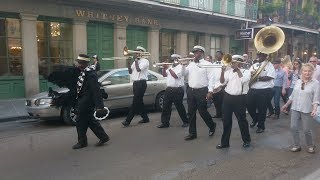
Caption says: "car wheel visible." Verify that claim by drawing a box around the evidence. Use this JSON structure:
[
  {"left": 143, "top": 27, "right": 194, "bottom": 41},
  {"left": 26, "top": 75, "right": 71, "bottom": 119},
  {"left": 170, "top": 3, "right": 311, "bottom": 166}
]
[
  {"left": 155, "top": 91, "right": 165, "bottom": 112},
  {"left": 61, "top": 105, "right": 77, "bottom": 126}
]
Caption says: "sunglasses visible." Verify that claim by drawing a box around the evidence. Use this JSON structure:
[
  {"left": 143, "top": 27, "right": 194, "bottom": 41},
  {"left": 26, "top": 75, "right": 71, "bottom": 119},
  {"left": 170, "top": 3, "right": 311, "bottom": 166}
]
[
  {"left": 301, "top": 82, "right": 305, "bottom": 90},
  {"left": 293, "top": 63, "right": 299, "bottom": 65}
]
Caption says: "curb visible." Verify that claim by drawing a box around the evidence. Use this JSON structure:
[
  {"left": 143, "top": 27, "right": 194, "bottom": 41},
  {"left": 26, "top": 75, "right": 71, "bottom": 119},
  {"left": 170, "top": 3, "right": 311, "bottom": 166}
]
[{"left": 0, "top": 116, "right": 34, "bottom": 123}]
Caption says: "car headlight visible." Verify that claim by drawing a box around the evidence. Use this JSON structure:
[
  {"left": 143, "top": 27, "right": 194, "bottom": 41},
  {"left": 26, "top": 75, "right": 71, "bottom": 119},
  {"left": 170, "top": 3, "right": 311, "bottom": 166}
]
[{"left": 35, "top": 98, "right": 53, "bottom": 106}]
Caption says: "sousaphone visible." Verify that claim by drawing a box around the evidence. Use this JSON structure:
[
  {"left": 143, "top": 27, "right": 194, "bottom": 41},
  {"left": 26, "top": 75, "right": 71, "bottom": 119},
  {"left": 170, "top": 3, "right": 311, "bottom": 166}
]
[{"left": 249, "top": 26, "right": 285, "bottom": 86}]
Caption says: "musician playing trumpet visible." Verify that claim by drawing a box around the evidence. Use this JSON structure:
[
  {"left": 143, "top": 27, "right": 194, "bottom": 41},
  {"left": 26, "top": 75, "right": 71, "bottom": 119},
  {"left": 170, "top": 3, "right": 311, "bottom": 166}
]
[
  {"left": 157, "top": 54, "right": 189, "bottom": 128},
  {"left": 216, "top": 55, "right": 251, "bottom": 149}
]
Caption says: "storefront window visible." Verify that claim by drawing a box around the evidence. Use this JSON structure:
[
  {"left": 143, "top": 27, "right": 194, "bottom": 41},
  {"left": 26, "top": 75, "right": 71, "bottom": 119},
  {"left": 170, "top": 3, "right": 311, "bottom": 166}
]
[
  {"left": 210, "top": 36, "right": 221, "bottom": 58},
  {"left": 0, "top": 18, "right": 22, "bottom": 76},
  {"left": 37, "top": 19, "right": 73, "bottom": 77},
  {"left": 159, "top": 30, "right": 177, "bottom": 62}
]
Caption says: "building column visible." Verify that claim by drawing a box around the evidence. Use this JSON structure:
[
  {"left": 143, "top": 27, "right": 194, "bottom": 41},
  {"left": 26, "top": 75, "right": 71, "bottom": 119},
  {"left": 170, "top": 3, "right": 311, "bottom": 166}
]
[
  {"left": 203, "top": 34, "right": 211, "bottom": 56},
  {"left": 148, "top": 28, "right": 159, "bottom": 71},
  {"left": 221, "top": 35, "right": 230, "bottom": 54},
  {"left": 177, "top": 31, "right": 188, "bottom": 56},
  {"left": 114, "top": 23, "right": 127, "bottom": 68},
  {"left": 20, "top": 13, "right": 39, "bottom": 98},
  {"left": 73, "top": 21, "right": 87, "bottom": 59}
]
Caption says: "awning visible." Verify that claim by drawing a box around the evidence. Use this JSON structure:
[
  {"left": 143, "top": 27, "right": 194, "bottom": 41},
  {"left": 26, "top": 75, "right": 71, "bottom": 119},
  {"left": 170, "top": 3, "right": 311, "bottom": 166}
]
[{"left": 253, "top": 23, "right": 319, "bottom": 34}]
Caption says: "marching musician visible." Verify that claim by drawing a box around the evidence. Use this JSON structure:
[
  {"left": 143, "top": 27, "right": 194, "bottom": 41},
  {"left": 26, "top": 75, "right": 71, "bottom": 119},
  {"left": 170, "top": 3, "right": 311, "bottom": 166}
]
[
  {"left": 211, "top": 50, "right": 225, "bottom": 118},
  {"left": 122, "top": 46, "right": 150, "bottom": 127},
  {"left": 72, "top": 54, "right": 110, "bottom": 149},
  {"left": 183, "top": 45, "right": 217, "bottom": 141},
  {"left": 247, "top": 52, "right": 276, "bottom": 133},
  {"left": 216, "top": 55, "right": 251, "bottom": 149},
  {"left": 157, "top": 54, "right": 189, "bottom": 128}
]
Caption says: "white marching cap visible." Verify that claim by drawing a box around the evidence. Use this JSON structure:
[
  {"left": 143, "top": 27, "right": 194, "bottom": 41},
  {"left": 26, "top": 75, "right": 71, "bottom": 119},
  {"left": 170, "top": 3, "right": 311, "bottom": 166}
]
[
  {"left": 232, "top": 55, "right": 244, "bottom": 62},
  {"left": 171, "top": 54, "right": 181, "bottom": 59},
  {"left": 135, "top": 46, "right": 146, "bottom": 52},
  {"left": 192, "top": 45, "right": 205, "bottom": 53}
]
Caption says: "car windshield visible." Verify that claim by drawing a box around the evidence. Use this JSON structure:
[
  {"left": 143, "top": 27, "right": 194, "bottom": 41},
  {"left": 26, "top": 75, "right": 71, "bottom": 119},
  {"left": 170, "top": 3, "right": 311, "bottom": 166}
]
[{"left": 97, "top": 70, "right": 110, "bottom": 78}]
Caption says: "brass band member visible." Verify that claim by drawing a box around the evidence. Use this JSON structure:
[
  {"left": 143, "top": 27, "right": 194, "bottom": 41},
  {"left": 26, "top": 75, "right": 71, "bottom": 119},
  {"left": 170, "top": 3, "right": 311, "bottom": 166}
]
[
  {"left": 183, "top": 45, "right": 217, "bottom": 141},
  {"left": 247, "top": 52, "right": 276, "bottom": 133},
  {"left": 211, "top": 50, "right": 224, "bottom": 118},
  {"left": 216, "top": 55, "right": 251, "bottom": 149},
  {"left": 122, "top": 46, "right": 150, "bottom": 127},
  {"left": 157, "top": 54, "right": 189, "bottom": 128}
]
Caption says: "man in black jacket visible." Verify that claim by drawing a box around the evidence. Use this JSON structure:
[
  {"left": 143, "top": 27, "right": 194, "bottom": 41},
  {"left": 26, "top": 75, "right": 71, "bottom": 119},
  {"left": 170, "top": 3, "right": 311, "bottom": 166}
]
[{"left": 72, "top": 54, "right": 110, "bottom": 149}]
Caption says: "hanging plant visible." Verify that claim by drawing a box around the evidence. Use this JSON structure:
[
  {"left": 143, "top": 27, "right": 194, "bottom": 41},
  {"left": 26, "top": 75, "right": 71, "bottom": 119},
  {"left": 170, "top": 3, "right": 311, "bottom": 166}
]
[{"left": 259, "top": 1, "right": 284, "bottom": 15}]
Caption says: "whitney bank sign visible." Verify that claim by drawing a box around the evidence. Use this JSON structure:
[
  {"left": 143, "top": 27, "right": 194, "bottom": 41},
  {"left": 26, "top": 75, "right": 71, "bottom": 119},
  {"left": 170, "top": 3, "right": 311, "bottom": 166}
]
[{"left": 74, "top": 9, "right": 160, "bottom": 26}]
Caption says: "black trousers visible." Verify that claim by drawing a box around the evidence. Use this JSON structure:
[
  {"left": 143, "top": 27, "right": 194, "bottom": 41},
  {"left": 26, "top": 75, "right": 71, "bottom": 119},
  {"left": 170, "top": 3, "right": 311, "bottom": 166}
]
[
  {"left": 247, "top": 88, "right": 273, "bottom": 130},
  {"left": 266, "top": 88, "right": 274, "bottom": 114},
  {"left": 212, "top": 90, "right": 224, "bottom": 116},
  {"left": 161, "top": 87, "right": 188, "bottom": 125},
  {"left": 221, "top": 93, "right": 251, "bottom": 146},
  {"left": 76, "top": 107, "right": 109, "bottom": 145},
  {"left": 126, "top": 80, "right": 149, "bottom": 123},
  {"left": 187, "top": 87, "right": 216, "bottom": 135}
]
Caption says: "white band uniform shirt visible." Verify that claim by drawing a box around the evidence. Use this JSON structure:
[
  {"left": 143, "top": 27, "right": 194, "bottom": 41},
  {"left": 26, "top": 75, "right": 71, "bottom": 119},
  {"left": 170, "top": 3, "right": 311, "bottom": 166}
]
[
  {"left": 130, "top": 58, "right": 149, "bottom": 81},
  {"left": 185, "top": 59, "right": 215, "bottom": 92},
  {"left": 166, "top": 64, "right": 185, "bottom": 87},
  {"left": 289, "top": 79, "right": 320, "bottom": 113},
  {"left": 249, "top": 61, "right": 276, "bottom": 89},
  {"left": 224, "top": 69, "right": 251, "bottom": 95}
]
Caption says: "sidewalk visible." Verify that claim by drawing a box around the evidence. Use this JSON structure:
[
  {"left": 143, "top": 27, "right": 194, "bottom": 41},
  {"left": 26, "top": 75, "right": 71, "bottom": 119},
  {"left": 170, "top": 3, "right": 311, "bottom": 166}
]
[{"left": 0, "top": 98, "right": 30, "bottom": 123}]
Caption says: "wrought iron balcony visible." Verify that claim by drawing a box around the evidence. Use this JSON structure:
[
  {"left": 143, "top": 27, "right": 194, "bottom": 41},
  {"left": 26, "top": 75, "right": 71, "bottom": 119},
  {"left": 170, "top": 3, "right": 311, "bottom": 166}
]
[
  {"left": 149, "top": 0, "right": 258, "bottom": 20},
  {"left": 256, "top": 2, "right": 320, "bottom": 30}
]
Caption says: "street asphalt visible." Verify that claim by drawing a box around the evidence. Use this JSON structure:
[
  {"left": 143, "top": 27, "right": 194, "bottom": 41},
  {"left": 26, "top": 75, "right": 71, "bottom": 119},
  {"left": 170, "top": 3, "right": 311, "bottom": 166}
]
[
  {"left": 0, "top": 98, "right": 30, "bottom": 123},
  {"left": 1, "top": 106, "right": 320, "bottom": 180}
]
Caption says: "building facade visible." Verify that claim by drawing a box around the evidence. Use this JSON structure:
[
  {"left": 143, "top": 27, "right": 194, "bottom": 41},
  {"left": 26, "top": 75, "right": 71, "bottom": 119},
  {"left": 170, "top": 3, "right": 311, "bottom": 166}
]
[{"left": 0, "top": 0, "right": 258, "bottom": 99}]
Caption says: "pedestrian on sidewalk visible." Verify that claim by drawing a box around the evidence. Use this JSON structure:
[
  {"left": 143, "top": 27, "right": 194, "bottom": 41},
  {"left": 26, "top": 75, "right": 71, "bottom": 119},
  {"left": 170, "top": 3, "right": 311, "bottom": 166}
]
[{"left": 281, "top": 63, "right": 320, "bottom": 153}]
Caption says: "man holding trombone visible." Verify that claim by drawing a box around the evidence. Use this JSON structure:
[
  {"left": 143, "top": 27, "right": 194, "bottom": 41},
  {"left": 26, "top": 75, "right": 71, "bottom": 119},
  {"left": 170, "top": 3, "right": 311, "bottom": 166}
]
[
  {"left": 157, "top": 54, "right": 189, "bottom": 128},
  {"left": 122, "top": 46, "right": 150, "bottom": 127}
]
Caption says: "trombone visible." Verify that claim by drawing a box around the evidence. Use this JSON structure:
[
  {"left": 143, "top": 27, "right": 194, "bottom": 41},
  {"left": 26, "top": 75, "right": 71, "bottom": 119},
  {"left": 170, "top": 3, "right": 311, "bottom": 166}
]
[
  {"left": 153, "top": 57, "right": 194, "bottom": 68},
  {"left": 123, "top": 46, "right": 151, "bottom": 58},
  {"left": 102, "top": 46, "right": 151, "bottom": 61}
]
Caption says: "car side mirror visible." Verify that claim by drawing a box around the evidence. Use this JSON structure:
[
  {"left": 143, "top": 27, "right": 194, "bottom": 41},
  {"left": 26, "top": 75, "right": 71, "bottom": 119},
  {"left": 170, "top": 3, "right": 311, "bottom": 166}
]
[{"left": 101, "top": 80, "right": 111, "bottom": 86}]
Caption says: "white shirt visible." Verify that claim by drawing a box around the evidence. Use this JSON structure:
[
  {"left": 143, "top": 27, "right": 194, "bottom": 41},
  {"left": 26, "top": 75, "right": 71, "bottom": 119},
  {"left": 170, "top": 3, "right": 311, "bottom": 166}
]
[
  {"left": 184, "top": 59, "right": 215, "bottom": 92},
  {"left": 224, "top": 69, "right": 251, "bottom": 95},
  {"left": 166, "top": 64, "right": 184, "bottom": 87},
  {"left": 249, "top": 61, "right": 276, "bottom": 89},
  {"left": 130, "top": 58, "right": 149, "bottom": 81},
  {"left": 313, "top": 65, "right": 320, "bottom": 82},
  {"left": 289, "top": 79, "right": 320, "bottom": 113}
]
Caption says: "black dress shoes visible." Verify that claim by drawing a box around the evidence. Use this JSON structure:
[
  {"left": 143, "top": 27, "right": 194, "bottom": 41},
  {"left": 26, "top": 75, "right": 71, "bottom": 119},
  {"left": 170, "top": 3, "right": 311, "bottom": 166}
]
[
  {"left": 95, "top": 135, "right": 110, "bottom": 147},
  {"left": 208, "top": 123, "right": 216, "bottom": 136},
  {"left": 249, "top": 121, "right": 257, "bottom": 128},
  {"left": 256, "top": 128, "right": 264, "bottom": 133},
  {"left": 122, "top": 121, "right": 130, "bottom": 127},
  {"left": 216, "top": 144, "right": 230, "bottom": 149},
  {"left": 157, "top": 124, "right": 169, "bottom": 128},
  {"left": 208, "top": 130, "right": 215, "bottom": 136},
  {"left": 184, "top": 134, "right": 197, "bottom": 141},
  {"left": 266, "top": 113, "right": 274, "bottom": 118},
  {"left": 243, "top": 142, "right": 251, "bottom": 148},
  {"left": 181, "top": 123, "right": 189, "bottom": 128},
  {"left": 138, "top": 119, "right": 150, "bottom": 124},
  {"left": 72, "top": 142, "right": 88, "bottom": 149}
]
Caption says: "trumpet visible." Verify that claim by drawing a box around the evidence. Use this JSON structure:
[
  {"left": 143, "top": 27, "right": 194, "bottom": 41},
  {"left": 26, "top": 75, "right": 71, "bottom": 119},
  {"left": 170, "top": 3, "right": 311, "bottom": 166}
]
[
  {"left": 102, "top": 57, "right": 129, "bottom": 61},
  {"left": 123, "top": 46, "right": 151, "bottom": 58}
]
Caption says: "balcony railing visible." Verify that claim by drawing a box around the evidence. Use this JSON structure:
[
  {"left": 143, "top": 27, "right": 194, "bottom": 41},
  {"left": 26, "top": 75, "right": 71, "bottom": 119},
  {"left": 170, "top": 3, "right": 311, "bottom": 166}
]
[
  {"left": 151, "top": 0, "right": 258, "bottom": 20},
  {"left": 257, "top": 3, "right": 320, "bottom": 30}
]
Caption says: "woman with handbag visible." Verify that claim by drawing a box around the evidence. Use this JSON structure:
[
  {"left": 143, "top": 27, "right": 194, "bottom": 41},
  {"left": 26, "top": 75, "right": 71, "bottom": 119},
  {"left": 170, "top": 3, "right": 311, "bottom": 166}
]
[{"left": 281, "top": 63, "right": 320, "bottom": 153}]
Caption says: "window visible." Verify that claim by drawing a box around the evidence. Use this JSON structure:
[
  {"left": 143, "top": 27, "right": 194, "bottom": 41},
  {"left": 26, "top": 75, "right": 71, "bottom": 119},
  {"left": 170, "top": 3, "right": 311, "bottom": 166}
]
[
  {"left": 187, "top": 32, "right": 205, "bottom": 53},
  {"left": 0, "top": 18, "right": 22, "bottom": 76},
  {"left": 148, "top": 73, "right": 158, "bottom": 81},
  {"left": 37, "top": 18, "right": 73, "bottom": 77},
  {"left": 210, "top": 36, "right": 221, "bottom": 58},
  {"left": 105, "top": 70, "right": 130, "bottom": 85},
  {"left": 159, "top": 30, "right": 177, "bottom": 62}
]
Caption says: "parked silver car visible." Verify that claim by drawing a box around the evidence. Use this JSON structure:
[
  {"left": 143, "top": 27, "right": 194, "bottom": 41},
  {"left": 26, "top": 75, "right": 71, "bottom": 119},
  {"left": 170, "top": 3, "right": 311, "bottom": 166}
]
[{"left": 26, "top": 68, "right": 167, "bottom": 125}]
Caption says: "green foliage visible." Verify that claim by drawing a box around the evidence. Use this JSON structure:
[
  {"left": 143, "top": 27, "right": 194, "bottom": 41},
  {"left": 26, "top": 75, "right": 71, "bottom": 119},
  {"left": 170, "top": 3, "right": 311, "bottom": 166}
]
[{"left": 259, "top": 1, "right": 284, "bottom": 14}]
